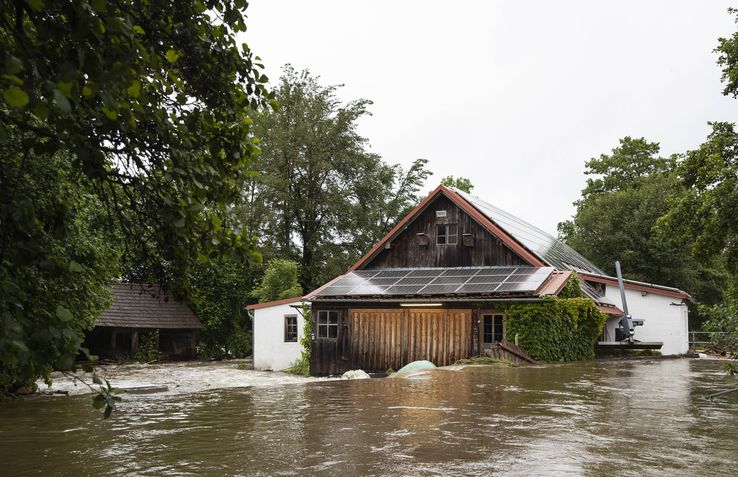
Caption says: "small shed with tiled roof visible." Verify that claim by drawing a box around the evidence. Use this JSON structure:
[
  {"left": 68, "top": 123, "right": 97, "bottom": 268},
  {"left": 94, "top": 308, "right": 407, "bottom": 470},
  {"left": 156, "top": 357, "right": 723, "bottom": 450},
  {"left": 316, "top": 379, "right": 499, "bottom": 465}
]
[{"left": 86, "top": 284, "right": 201, "bottom": 360}]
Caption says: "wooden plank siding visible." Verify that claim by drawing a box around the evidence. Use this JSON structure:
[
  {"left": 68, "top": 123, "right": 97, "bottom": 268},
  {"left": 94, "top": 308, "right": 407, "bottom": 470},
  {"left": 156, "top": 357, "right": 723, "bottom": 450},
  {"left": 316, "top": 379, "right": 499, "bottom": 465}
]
[
  {"left": 311, "top": 306, "right": 474, "bottom": 375},
  {"left": 366, "top": 195, "right": 527, "bottom": 269}
]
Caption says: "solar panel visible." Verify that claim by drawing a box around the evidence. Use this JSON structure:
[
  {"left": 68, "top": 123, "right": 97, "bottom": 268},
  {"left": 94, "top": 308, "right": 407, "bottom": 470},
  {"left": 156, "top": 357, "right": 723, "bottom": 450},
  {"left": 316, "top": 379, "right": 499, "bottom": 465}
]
[
  {"left": 319, "top": 286, "right": 357, "bottom": 296},
  {"left": 467, "top": 275, "right": 505, "bottom": 284},
  {"left": 352, "top": 270, "right": 381, "bottom": 278},
  {"left": 430, "top": 276, "right": 468, "bottom": 285},
  {"left": 455, "top": 283, "right": 500, "bottom": 294},
  {"left": 313, "top": 267, "right": 555, "bottom": 298},
  {"left": 579, "top": 280, "right": 617, "bottom": 307},
  {"left": 509, "top": 268, "right": 537, "bottom": 275},
  {"left": 409, "top": 269, "right": 443, "bottom": 277},
  {"left": 350, "top": 285, "right": 390, "bottom": 295},
  {"left": 475, "top": 267, "right": 520, "bottom": 276},
  {"left": 395, "top": 277, "right": 434, "bottom": 285},
  {"left": 385, "top": 285, "right": 425, "bottom": 295},
  {"left": 374, "top": 270, "right": 411, "bottom": 278},
  {"left": 369, "top": 277, "right": 405, "bottom": 286},
  {"left": 419, "top": 284, "right": 463, "bottom": 294},
  {"left": 441, "top": 269, "right": 478, "bottom": 277},
  {"left": 495, "top": 282, "right": 534, "bottom": 292}
]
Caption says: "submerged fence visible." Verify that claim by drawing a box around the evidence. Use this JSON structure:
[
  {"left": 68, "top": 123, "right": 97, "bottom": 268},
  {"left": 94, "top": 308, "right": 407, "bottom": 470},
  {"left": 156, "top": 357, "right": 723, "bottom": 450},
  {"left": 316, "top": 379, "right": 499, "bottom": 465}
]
[{"left": 689, "top": 331, "right": 729, "bottom": 350}]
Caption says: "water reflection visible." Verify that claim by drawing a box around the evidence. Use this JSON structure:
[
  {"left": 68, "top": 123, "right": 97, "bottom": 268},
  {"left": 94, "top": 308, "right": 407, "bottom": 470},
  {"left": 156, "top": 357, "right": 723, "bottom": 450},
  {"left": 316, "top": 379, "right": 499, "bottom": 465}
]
[{"left": 1, "top": 360, "right": 737, "bottom": 476}]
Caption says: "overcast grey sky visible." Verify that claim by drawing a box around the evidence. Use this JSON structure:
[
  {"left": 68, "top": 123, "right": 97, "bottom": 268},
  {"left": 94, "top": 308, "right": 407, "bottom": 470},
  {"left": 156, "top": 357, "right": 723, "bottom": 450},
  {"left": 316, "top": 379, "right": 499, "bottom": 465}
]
[{"left": 243, "top": 1, "right": 738, "bottom": 235}]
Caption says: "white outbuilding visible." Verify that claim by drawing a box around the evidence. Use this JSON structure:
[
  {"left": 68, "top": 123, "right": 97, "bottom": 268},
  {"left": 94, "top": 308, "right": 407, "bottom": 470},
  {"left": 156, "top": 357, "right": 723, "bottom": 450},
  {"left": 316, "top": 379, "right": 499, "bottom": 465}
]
[
  {"left": 580, "top": 274, "right": 691, "bottom": 355},
  {"left": 247, "top": 297, "right": 308, "bottom": 371}
]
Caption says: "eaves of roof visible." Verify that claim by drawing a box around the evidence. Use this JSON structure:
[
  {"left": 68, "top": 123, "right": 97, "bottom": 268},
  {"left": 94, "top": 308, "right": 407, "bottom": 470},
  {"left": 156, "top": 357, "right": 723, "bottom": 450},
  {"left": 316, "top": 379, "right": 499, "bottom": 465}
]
[
  {"left": 579, "top": 272, "right": 692, "bottom": 301},
  {"left": 245, "top": 296, "right": 305, "bottom": 311}
]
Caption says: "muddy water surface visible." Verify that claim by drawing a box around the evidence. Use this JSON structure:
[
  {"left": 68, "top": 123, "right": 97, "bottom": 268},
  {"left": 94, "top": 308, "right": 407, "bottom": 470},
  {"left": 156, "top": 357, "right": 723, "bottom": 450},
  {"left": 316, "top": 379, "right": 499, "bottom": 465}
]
[{"left": 1, "top": 359, "right": 737, "bottom": 476}]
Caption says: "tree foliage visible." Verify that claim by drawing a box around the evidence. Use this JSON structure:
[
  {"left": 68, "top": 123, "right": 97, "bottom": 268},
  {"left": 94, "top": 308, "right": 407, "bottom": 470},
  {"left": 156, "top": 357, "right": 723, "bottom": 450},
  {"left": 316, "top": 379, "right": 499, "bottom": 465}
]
[
  {"left": 665, "top": 122, "right": 738, "bottom": 283},
  {"left": 715, "top": 8, "right": 738, "bottom": 98},
  {"left": 440, "top": 175, "right": 474, "bottom": 193},
  {"left": 251, "top": 259, "right": 303, "bottom": 303},
  {"left": 0, "top": 150, "right": 119, "bottom": 391},
  {"left": 557, "top": 137, "right": 725, "bottom": 305},
  {"left": 243, "top": 67, "right": 431, "bottom": 289},
  {"left": 190, "top": 256, "right": 261, "bottom": 359},
  {"left": 134, "top": 329, "right": 159, "bottom": 363},
  {"left": 0, "top": 0, "right": 268, "bottom": 391},
  {"left": 702, "top": 301, "right": 738, "bottom": 352}
]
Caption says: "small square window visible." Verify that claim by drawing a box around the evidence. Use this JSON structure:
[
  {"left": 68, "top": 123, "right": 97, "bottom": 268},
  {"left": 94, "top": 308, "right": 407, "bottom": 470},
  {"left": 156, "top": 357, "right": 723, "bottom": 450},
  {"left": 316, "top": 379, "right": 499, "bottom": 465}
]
[
  {"left": 437, "top": 224, "right": 457, "bottom": 245},
  {"left": 317, "top": 310, "right": 339, "bottom": 339},
  {"left": 284, "top": 315, "right": 298, "bottom": 342}
]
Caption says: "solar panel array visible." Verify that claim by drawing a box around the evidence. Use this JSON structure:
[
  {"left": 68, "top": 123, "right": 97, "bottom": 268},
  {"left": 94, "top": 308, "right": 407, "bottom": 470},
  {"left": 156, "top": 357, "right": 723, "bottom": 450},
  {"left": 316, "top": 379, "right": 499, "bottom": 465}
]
[
  {"left": 452, "top": 188, "right": 605, "bottom": 275},
  {"left": 315, "top": 267, "right": 555, "bottom": 298},
  {"left": 579, "top": 280, "right": 618, "bottom": 308}
]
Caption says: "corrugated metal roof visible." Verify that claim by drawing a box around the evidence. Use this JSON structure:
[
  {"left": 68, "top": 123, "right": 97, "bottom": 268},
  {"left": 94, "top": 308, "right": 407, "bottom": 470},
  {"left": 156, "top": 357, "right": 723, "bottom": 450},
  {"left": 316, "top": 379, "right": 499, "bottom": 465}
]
[
  {"left": 96, "top": 284, "right": 201, "bottom": 329},
  {"left": 452, "top": 188, "right": 605, "bottom": 275}
]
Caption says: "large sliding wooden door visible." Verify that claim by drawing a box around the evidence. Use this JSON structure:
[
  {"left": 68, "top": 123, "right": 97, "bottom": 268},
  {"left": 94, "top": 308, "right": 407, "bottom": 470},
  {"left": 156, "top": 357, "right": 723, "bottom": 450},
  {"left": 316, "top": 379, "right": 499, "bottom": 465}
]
[{"left": 348, "top": 308, "right": 472, "bottom": 371}]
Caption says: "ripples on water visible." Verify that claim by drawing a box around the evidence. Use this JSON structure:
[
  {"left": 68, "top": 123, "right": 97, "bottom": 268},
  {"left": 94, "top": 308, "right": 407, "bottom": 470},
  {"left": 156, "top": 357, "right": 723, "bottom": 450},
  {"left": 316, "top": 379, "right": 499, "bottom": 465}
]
[{"left": 1, "top": 359, "right": 737, "bottom": 476}]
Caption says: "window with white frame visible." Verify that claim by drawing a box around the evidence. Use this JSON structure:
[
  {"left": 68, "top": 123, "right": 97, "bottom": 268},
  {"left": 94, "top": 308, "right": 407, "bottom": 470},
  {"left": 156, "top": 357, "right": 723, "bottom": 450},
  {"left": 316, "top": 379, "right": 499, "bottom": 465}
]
[
  {"left": 317, "top": 310, "right": 339, "bottom": 338},
  {"left": 436, "top": 223, "right": 458, "bottom": 245}
]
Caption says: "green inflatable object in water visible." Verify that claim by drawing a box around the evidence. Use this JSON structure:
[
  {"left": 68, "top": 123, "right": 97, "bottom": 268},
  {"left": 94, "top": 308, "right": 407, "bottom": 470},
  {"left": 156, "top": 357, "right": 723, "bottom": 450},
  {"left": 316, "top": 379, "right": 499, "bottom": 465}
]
[{"left": 392, "top": 360, "right": 437, "bottom": 376}]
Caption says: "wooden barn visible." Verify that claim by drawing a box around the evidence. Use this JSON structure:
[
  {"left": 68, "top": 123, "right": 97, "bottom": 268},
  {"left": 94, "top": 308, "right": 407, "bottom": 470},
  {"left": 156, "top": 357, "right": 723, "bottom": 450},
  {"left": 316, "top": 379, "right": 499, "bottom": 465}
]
[
  {"left": 85, "top": 284, "right": 201, "bottom": 360},
  {"left": 305, "top": 185, "right": 691, "bottom": 376}
]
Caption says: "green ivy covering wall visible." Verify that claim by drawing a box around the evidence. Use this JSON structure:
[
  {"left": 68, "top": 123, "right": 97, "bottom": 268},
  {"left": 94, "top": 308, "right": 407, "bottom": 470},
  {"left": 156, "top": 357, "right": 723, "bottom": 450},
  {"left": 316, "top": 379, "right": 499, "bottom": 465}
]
[{"left": 501, "top": 275, "right": 607, "bottom": 361}]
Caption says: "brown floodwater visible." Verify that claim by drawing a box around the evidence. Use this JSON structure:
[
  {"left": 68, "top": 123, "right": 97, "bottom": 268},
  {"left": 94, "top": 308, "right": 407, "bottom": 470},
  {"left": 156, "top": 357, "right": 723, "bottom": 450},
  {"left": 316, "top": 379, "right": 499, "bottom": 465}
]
[{"left": 1, "top": 359, "right": 737, "bottom": 476}]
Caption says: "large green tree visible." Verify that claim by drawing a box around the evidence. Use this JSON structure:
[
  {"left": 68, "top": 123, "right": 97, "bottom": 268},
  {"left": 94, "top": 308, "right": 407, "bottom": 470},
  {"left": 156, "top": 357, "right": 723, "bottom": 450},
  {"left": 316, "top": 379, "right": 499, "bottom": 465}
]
[
  {"left": 0, "top": 1, "right": 268, "bottom": 391},
  {"left": 0, "top": 147, "right": 120, "bottom": 391},
  {"left": 251, "top": 258, "right": 303, "bottom": 303},
  {"left": 664, "top": 122, "right": 738, "bottom": 298},
  {"left": 558, "top": 137, "right": 725, "bottom": 306},
  {"left": 243, "top": 67, "right": 431, "bottom": 290},
  {"left": 189, "top": 254, "right": 262, "bottom": 360}
]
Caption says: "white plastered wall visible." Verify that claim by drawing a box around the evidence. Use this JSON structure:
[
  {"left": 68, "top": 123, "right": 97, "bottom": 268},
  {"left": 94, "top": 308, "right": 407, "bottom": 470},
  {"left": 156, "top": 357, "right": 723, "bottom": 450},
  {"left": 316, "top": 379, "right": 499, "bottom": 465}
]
[
  {"left": 602, "top": 285, "right": 689, "bottom": 355},
  {"left": 253, "top": 302, "right": 306, "bottom": 371}
]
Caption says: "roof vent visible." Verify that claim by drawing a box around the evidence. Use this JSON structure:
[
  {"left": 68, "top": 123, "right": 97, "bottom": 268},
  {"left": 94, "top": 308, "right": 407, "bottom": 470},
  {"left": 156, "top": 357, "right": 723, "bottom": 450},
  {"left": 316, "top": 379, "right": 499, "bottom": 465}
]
[
  {"left": 436, "top": 210, "right": 447, "bottom": 218},
  {"left": 462, "top": 233, "right": 474, "bottom": 247}
]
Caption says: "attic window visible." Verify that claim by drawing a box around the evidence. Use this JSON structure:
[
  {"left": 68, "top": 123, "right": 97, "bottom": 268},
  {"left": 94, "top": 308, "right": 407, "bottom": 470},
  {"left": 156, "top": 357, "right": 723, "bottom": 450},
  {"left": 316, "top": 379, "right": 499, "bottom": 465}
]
[{"left": 437, "top": 224, "right": 457, "bottom": 245}]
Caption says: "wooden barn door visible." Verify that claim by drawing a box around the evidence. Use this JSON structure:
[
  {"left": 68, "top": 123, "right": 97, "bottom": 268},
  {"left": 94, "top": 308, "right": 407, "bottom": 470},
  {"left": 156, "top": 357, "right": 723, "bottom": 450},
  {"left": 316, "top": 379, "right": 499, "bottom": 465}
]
[
  {"left": 349, "top": 308, "right": 472, "bottom": 371},
  {"left": 404, "top": 309, "right": 471, "bottom": 366},
  {"left": 349, "top": 309, "right": 404, "bottom": 371}
]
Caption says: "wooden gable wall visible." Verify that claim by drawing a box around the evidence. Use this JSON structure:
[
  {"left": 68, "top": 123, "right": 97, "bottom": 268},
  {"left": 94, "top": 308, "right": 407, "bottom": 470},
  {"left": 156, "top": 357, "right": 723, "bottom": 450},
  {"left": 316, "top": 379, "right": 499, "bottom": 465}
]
[{"left": 364, "top": 195, "right": 529, "bottom": 269}]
